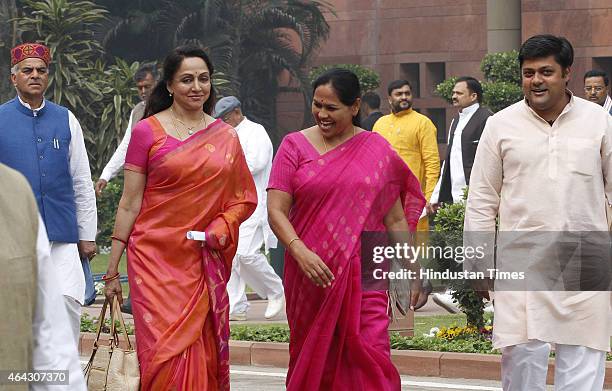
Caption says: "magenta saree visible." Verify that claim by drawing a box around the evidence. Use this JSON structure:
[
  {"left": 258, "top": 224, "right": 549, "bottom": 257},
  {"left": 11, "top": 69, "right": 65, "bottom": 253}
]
[
  {"left": 268, "top": 131, "right": 425, "bottom": 390},
  {"left": 124, "top": 117, "right": 257, "bottom": 390}
]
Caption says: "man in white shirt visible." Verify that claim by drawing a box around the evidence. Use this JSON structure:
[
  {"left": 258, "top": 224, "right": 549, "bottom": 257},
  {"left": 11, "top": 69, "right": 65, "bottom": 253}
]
[
  {"left": 95, "top": 63, "right": 157, "bottom": 195},
  {"left": 0, "top": 43, "right": 97, "bottom": 346},
  {"left": 428, "top": 77, "right": 491, "bottom": 313},
  {"left": 0, "top": 164, "right": 86, "bottom": 391},
  {"left": 214, "top": 96, "right": 285, "bottom": 321}
]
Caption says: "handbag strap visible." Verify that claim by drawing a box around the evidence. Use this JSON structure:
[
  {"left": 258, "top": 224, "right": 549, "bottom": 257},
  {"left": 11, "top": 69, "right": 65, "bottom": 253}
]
[
  {"left": 84, "top": 297, "right": 113, "bottom": 375},
  {"left": 110, "top": 296, "right": 133, "bottom": 350}
]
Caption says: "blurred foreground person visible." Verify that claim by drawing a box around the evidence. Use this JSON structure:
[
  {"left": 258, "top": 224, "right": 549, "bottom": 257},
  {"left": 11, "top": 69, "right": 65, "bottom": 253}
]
[{"left": 0, "top": 163, "right": 85, "bottom": 391}]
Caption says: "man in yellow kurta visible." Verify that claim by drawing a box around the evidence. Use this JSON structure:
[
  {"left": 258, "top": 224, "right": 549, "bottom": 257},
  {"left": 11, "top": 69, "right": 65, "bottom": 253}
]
[
  {"left": 373, "top": 80, "right": 439, "bottom": 231},
  {"left": 464, "top": 35, "right": 612, "bottom": 390}
]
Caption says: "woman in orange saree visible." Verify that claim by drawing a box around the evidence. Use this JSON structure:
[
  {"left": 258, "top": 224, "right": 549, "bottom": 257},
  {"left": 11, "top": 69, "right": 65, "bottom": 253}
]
[{"left": 104, "top": 45, "right": 256, "bottom": 390}]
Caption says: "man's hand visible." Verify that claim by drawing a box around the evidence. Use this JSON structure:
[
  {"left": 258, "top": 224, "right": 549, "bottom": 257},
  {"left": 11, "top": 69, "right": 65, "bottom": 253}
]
[
  {"left": 426, "top": 202, "right": 439, "bottom": 215},
  {"left": 78, "top": 240, "right": 97, "bottom": 260},
  {"left": 471, "top": 277, "right": 493, "bottom": 301},
  {"left": 95, "top": 179, "right": 108, "bottom": 197}
]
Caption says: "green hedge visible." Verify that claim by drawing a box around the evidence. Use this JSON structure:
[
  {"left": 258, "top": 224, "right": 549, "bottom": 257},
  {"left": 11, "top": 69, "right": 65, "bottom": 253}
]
[
  {"left": 309, "top": 64, "right": 381, "bottom": 93},
  {"left": 97, "top": 178, "right": 123, "bottom": 248}
]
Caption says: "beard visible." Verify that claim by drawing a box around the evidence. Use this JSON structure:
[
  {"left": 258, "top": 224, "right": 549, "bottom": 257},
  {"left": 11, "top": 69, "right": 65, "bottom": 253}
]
[{"left": 392, "top": 100, "right": 412, "bottom": 113}]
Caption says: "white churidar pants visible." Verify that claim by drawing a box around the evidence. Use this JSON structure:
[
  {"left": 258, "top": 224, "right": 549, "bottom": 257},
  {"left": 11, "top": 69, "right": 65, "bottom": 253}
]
[
  {"left": 228, "top": 223, "right": 283, "bottom": 314},
  {"left": 501, "top": 339, "right": 605, "bottom": 391},
  {"left": 50, "top": 242, "right": 84, "bottom": 346}
]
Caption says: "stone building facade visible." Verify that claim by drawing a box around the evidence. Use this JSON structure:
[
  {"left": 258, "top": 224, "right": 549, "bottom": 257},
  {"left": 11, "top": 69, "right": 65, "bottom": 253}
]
[{"left": 276, "top": 0, "right": 612, "bottom": 147}]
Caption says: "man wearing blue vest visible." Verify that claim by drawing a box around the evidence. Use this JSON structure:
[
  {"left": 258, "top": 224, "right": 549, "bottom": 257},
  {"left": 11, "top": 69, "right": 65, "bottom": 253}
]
[{"left": 0, "top": 43, "right": 97, "bottom": 345}]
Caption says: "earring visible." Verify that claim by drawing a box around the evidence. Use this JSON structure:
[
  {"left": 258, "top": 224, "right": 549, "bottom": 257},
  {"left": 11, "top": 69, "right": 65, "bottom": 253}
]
[{"left": 169, "top": 92, "right": 173, "bottom": 97}]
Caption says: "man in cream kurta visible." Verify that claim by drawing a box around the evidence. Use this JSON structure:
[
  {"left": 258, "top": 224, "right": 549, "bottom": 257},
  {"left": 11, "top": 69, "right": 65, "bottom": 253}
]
[{"left": 464, "top": 35, "right": 612, "bottom": 391}]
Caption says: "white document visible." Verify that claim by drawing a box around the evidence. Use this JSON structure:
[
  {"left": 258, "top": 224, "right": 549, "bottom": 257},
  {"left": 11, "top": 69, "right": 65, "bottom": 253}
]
[{"left": 186, "top": 231, "right": 206, "bottom": 241}]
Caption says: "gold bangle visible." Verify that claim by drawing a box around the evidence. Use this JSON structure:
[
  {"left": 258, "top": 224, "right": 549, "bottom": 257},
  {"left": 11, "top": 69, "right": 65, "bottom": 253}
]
[{"left": 288, "top": 237, "right": 301, "bottom": 248}]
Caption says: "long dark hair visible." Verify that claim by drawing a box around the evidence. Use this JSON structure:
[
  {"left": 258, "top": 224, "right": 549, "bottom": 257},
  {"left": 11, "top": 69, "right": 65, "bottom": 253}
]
[
  {"left": 312, "top": 68, "right": 361, "bottom": 127},
  {"left": 144, "top": 45, "right": 216, "bottom": 118}
]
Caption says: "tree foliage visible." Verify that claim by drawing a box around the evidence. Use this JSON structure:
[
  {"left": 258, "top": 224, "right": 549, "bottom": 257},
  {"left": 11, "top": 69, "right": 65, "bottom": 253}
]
[
  {"left": 101, "top": 0, "right": 333, "bottom": 145},
  {"left": 18, "top": 0, "right": 140, "bottom": 175},
  {"left": 435, "top": 50, "right": 523, "bottom": 113},
  {"left": 308, "top": 63, "right": 381, "bottom": 93}
]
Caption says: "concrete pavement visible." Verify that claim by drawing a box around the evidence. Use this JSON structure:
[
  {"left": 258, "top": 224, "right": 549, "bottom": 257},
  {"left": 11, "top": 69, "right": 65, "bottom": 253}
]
[{"left": 82, "top": 292, "right": 452, "bottom": 326}]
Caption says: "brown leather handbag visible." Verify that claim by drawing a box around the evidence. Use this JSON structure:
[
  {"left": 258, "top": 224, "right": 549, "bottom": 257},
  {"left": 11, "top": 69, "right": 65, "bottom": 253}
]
[{"left": 84, "top": 296, "right": 140, "bottom": 390}]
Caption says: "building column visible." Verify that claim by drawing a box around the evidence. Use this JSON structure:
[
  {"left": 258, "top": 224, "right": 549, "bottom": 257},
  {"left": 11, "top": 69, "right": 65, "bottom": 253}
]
[{"left": 487, "top": 0, "right": 521, "bottom": 53}]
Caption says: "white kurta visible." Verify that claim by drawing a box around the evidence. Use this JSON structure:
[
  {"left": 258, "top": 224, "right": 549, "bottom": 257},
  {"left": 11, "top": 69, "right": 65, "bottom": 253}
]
[
  {"left": 99, "top": 102, "right": 144, "bottom": 182},
  {"left": 464, "top": 94, "right": 612, "bottom": 351},
  {"left": 32, "top": 216, "right": 86, "bottom": 391},
  {"left": 234, "top": 117, "right": 277, "bottom": 251}
]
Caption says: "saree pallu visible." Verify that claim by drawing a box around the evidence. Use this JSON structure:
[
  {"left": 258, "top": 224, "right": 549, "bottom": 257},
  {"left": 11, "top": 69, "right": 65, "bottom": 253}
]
[
  {"left": 269, "top": 132, "right": 425, "bottom": 390},
  {"left": 125, "top": 118, "right": 257, "bottom": 390}
]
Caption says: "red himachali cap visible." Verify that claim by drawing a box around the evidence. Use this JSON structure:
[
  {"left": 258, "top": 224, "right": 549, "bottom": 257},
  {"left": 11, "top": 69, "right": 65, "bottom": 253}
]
[{"left": 11, "top": 43, "right": 51, "bottom": 66}]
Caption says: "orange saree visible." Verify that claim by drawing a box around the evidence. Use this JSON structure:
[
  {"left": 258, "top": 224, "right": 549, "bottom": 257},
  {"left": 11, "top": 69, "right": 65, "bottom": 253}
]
[{"left": 124, "top": 117, "right": 257, "bottom": 390}]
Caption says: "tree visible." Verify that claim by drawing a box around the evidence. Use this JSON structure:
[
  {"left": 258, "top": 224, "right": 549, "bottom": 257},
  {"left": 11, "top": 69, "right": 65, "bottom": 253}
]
[
  {"left": 0, "top": 0, "right": 19, "bottom": 101},
  {"left": 17, "top": 0, "right": 139, "bottom": 175},
  {"left": 309, "top": 63, "right": 381, "bottom": 93},
  {"left": 435, "top": 50, "right": 522, "bottom": 113},
  {"left": 101, "top": 0, "right": 333, "bottom": 145}
]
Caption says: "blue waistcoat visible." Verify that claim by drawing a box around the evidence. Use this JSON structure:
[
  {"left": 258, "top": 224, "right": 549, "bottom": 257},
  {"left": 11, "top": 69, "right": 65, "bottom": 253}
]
[{"left": 0, "top": 97, "right": 78, "bottom": 243}]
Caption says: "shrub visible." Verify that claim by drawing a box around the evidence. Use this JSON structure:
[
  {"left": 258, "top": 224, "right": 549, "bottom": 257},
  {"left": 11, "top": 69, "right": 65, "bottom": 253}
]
[
  {"left": 434, "top": 77, "right": 457, "bottom": 104},
  {"left": 435, "top": 50, "right": 523, "bottom": 113},
  {"left": 97, "top": 178, "right": 123, "bottom": 248},
  {"left": 480, "top": 50, "right": 520, "bottom": 84},
  {"left": 429, "top": 188, "right": 487, "bottom": 329},
  {"left": 482, "top": 81, "right": 523, "bottom": 113},
  {"left": 309, "top": 64, "right": 381, "bottom": 93}
]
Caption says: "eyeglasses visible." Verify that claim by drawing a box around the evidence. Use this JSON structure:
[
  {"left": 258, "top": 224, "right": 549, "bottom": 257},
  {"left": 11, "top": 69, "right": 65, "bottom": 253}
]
[{"left": 584, "top": 86, "right": 606, "bottom": 93}]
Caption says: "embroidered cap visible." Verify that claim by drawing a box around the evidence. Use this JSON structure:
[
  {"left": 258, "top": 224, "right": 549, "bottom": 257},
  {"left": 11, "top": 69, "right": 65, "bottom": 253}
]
[
  {"left": 11, "top": 43, "right": 51, "bottom": 66},
  {"left": 214, "top": 96, "right": 241, "bottom": 118}
]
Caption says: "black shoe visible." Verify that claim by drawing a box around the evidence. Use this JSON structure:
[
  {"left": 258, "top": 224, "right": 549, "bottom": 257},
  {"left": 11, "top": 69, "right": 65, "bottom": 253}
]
[{"left": 120, "top": 296, "right": 132, "bottom": 314}]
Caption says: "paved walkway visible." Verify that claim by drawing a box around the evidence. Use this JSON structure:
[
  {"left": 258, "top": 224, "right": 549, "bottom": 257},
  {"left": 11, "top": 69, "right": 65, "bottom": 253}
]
[
  {"left": 229, "top": 365, "right": 522, "bottom": 391},
  {"left": 82, "top": 293, "right": 451, "bottom": 325}
]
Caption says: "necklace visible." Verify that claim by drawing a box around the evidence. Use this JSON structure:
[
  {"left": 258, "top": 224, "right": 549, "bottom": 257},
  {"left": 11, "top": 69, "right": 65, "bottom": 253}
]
[
  {"left": 322, "top": 126, "right": 356, "bottom": 153},
  {"left": 170, "top": 107, "right": 206, "bottom": 136}
]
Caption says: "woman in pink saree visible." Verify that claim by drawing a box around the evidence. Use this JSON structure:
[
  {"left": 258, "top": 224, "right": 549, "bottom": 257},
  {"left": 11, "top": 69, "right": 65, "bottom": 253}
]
[
  {"left": 268, "top": 69, "right": 426, "bottom": 390},
  {"left": 104, "top": 46, "right": 257, "bottom": 390}
]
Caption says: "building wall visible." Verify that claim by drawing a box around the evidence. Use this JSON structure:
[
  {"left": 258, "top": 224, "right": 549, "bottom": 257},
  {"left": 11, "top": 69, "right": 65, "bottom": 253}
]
[
  {"left": 277, "top": 0, "right": 489, "bottom": 146},
  {"left": 276, "top": 0, "right": 612, "bottom": 145},
  {"left": 522, "top": 0, "right": 612, "bottom": 95}
]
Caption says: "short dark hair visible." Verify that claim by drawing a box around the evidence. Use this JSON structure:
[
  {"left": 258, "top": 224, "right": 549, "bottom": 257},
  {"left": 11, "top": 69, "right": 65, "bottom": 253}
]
[
  {"left": 361, "top": 92, "right": 380, "bottom": 109},
  {"left": 518, "top": 34, "right": 574, "bottom": 69},
  {"left": 584, "top": 69, "right": 609, "bottom": 86},
  {"left": 135, "top": 63, "right": 157, "bottom": 82},
  {"left": 387, "top": 79, "right": 412, "bottom": 96},
  {"left": 144, "top": 45, "right": 216, "bottom": 118},
  {"left": 455, "top": 76, "right": 483, "bottom": 103},
  {"left": 312, "top": 68, "right": 361, "bottom": 126}
]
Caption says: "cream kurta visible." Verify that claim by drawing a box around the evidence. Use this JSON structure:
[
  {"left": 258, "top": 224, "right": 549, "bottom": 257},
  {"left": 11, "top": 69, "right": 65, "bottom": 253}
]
[{"left": 464, "top": 94, "right": 612, "bottom": 351}]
